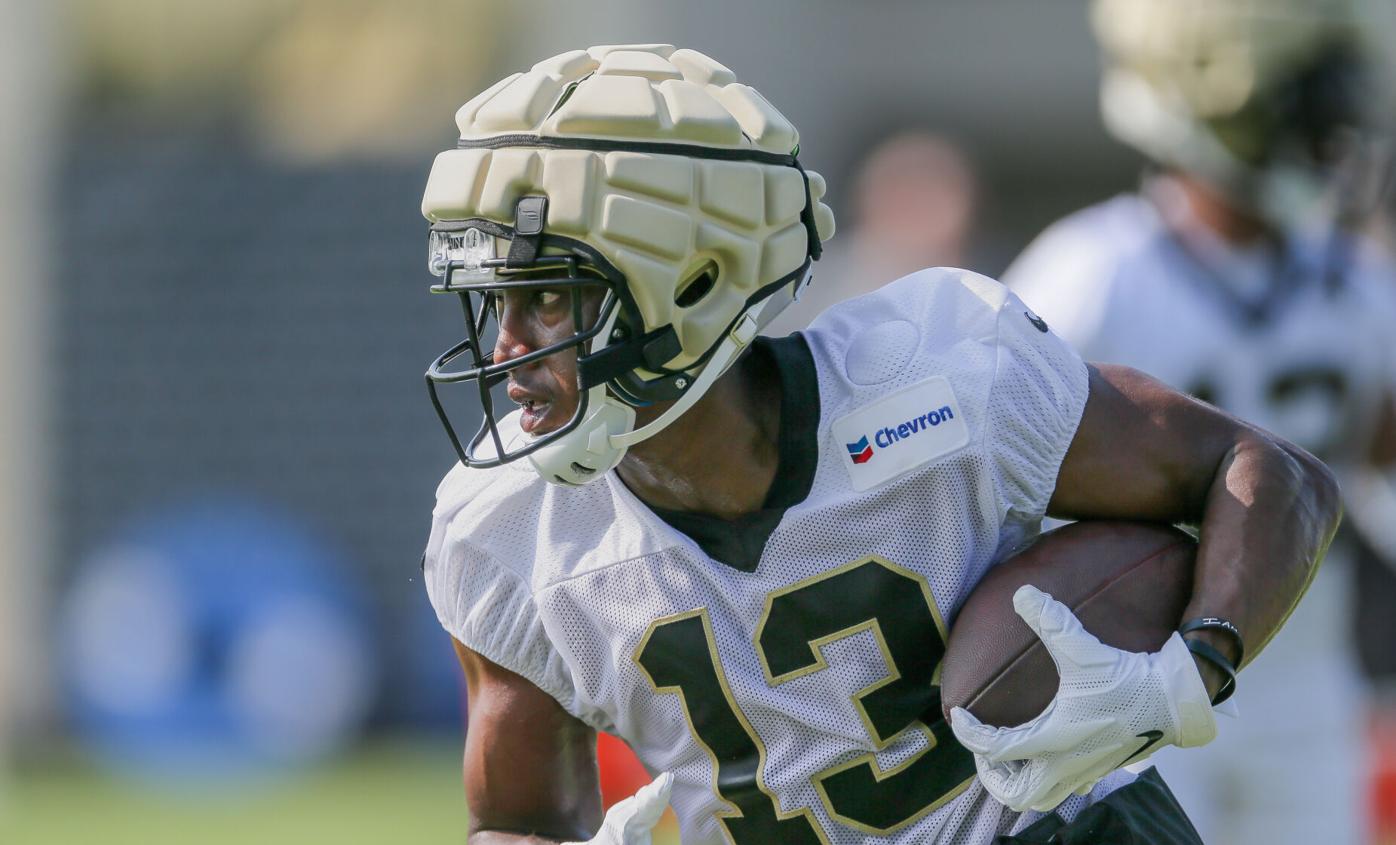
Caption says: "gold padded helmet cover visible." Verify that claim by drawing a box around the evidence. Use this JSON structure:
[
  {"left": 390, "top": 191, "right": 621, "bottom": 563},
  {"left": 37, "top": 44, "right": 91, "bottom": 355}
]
[
  {"left": 421, "top": 44, "right": 836, "bottom": 372},
  {"left": 1092, "top": 0, "right": 1395, "bottom": 157},
  {"left": 1093, "top": 0, "right": 1374, "bottom": 122}
]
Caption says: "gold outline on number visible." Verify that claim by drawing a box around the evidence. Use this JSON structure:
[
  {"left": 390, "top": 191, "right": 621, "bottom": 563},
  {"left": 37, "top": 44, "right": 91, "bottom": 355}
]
[
  {"left": 633, "top": 607, "right": 830, "bottom": 845},
  {"left": 754, "top": 555, "right": 974, "bottom": 836}
]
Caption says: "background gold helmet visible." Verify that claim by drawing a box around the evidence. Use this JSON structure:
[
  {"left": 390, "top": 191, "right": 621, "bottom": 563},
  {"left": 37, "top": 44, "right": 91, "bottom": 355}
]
[{"left": 1092, "top": 0, "right": 1396, "bottom": 225}]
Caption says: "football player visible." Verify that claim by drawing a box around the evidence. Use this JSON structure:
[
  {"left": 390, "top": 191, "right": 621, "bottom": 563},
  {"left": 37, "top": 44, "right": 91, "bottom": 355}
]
[
  {"left": 418, "top": 45, "right": 1339, "bottom": 844},
  {"left": 1004, "top": 2, "right": 1396, "bottom": 842}
]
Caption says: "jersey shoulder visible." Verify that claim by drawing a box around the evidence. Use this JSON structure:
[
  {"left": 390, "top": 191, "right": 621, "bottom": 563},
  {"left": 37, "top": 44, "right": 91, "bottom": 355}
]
[
  {"left": 427, "top": 453, "right": 675, "bottom": 591},
  {"left": 805, "top": 264, "right": 1072, "bottom": 389},
  {"left": 802, "top": 267, "right": 1089, "bottom": 511},
  {"left": 423, "top": 460, "right": 610, "bottom": 723},
  {"left": 806, "top": 265, "right": 1013, "bottom": 359},
  {"left": 430, "top": 459, "right": 537, "bottom": 552}
]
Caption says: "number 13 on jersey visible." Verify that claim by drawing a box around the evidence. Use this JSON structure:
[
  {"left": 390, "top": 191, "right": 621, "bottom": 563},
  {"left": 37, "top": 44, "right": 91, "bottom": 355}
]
[{"left": 633, "top": 556, "right": 976, "bottom": 842}]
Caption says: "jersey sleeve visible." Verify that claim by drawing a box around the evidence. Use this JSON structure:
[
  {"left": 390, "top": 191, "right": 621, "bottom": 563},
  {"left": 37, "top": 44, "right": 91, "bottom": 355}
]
[
  {"left": 422, "top": 467, "right": 580, "bottom": 713},
  {"left": 1001, "top": 203, "right": 1128, "bottom": 362},
  {"left": 982, "top": 288, "right": 1091, "bottom": 522}
]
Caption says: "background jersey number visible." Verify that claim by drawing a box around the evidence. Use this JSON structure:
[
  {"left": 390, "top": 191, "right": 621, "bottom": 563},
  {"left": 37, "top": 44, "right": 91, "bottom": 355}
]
[{"left": 633, "top": 556, "right": 975, "bottom": 841}]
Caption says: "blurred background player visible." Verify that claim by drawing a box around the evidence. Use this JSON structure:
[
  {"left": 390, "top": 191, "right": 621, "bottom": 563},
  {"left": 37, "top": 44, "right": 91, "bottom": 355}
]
[
  {"left": 764, "top": 131, "right": 979, "bottom": 335},
  {"left": 1005, "top": 1, "right": 1396, "bottom": 842}
]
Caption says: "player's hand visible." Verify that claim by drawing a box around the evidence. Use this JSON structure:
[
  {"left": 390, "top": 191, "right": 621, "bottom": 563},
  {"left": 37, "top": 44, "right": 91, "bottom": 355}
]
[
  {"left": 565, "top": 772, "right": 673, "bottom": 845},
  {"left": 948, "top": 585, "right": 1216, "bottom": 812}
]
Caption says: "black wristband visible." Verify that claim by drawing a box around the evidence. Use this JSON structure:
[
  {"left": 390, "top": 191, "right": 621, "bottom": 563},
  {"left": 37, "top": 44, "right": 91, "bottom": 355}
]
[
  {"left": 1179, "top": 617, "right": 1245, "bottom": 666},
  {"left": 1183, "top": 636, "right": 1238, "bottom": 706}
]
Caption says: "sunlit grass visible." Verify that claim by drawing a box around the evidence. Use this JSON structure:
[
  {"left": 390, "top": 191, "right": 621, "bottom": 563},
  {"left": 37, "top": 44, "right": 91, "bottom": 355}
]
[
  {"left": 0, "top": 739, "right": 468, "bottom": 845},
  {"left": 0, "top": 739, "right": 681, "bottom": 845}
]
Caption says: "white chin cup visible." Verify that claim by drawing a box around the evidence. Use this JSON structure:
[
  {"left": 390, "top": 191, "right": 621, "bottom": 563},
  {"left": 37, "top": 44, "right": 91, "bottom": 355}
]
[{"left": 527, "top": 383, "right": 636, "bottom": 486}]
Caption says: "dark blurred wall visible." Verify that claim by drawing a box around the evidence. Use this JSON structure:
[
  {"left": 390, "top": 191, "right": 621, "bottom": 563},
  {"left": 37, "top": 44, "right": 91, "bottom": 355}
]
[{"left": 54, "top": 127, "right": 468, "bottom": 726}]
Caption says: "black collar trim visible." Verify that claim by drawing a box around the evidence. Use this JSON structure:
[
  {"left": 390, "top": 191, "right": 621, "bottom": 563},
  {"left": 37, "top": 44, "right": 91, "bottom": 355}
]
[{"left": 647, "top": 334, "right": 820, "bottom": 573}]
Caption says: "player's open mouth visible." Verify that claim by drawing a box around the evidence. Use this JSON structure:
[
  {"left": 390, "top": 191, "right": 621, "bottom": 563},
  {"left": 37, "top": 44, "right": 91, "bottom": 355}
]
[{"left": 519, "top": 398, "right": 554, "bottom": 435}]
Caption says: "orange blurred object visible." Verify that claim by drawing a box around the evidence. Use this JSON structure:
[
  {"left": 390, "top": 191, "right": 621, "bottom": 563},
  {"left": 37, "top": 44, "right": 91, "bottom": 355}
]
[
  {"left": 1371, "top": 709, "right": 1396, "bottom": 845},
  {"left": 597, "top": 732, "right": 652, "bottom": 809},
  {"left": 597, "top": 732, "right": 679, "bottom": 841}
]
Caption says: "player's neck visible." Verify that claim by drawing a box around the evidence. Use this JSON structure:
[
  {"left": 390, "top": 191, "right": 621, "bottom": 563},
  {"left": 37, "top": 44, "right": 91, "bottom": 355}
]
[
  {"left": 615, "top": 349, "right": 781, "bottom": 521},
  {"left": 1167, "top": 174, "right": 1274, "bottom": 246}
]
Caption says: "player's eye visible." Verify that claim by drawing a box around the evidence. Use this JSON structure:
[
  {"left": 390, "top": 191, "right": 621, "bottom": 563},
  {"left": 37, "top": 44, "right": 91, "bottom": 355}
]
[{"left": 535, "top": 289, "right": 565, "bottom": 308}]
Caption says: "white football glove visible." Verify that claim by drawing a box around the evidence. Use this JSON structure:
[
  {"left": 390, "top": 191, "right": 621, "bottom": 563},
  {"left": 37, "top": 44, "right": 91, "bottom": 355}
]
[
  {"left": 949, "top": 585, "right": 1217, "bottom": 813},
  {"left": 565, "top": 772, "right": 673, "bottom": 845}
]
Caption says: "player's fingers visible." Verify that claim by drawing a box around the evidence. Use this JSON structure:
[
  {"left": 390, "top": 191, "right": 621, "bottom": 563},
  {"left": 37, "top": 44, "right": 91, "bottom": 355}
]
[
  {"left": 975, "top": 757, "right": 1039, "bottom": 812},
  {"left": 1013, "top": 585, "right": 1088, "bottom": 643},
  {"left": 1011, "top": 584, "right": 1053, "bottom": 632},
  {"left": 987, "top": 714, "right": 1113, "bottom": 762},
  {"left": 948, "top": 706, "right": 994, "bottom": 753},
  {"left": 1014, "top": 585, "right": 1117, "bottom": 673},
  {"left": 971, "top": 755, "right": 1015, "bottom": 803},
  {"left": 1031, "top": 761, "right": 1113, "bottom": 812},
  {"left": 949, "top": 707, "right": 1035, "bottom": 757},
  {"left": 623, "top": 772, "right": 674, "bottom": 834},
  {"left": 1027, "top": 776, "right": 1084, "bottom": 813},
  {"left": 1007, "top": 752, "right": 1108, "bottom": 813}
]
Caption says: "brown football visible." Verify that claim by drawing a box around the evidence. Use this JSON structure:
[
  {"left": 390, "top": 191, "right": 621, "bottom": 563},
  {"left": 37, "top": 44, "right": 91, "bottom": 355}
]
[{"left": 939, "top": 521, "right": 1196, "bottom": 728}]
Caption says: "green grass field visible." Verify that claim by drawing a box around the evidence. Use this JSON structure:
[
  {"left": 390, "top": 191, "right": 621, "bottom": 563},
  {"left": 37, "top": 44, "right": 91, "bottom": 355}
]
[
  {"left": 0, "top": 739, "right": 682, "bottom": 845},
  {"left": 0, "top": 739, "right": 469, "bottom": 845}
]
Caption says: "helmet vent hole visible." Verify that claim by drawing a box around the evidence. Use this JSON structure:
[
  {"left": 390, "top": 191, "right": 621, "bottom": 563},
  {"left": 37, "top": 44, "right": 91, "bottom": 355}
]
[
  {"left": 675, "top": 264, "right": 717, "bottom": 308},
  {"left": 546, "top": 73, "right": 592, "bottom": 120}
]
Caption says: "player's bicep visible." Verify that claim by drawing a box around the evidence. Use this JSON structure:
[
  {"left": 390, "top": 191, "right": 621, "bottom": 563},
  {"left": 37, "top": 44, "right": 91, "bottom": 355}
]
[
  {"left": 453, "top": 638, "right": 601, "bottom": 840},
  {"left": 1047, "top": 364, "right": 1240, "bottom": 523}
]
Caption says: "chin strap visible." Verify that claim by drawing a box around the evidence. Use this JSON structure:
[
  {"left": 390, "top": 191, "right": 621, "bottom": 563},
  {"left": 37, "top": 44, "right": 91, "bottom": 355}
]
[
  {"left": 528, "top": 265, "right": 808, "bottom": 486},
  {"left": 527, "top": 304, "right": 761, "bottom": 486},
  {"left": 610, "top": 310, "right": 760, "bottom": 448}
]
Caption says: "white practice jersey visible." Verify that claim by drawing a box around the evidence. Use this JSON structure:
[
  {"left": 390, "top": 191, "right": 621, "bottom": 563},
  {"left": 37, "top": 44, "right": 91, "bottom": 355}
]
[{"left": 424, "top": 268, "right": 1135, "bottom": 845}]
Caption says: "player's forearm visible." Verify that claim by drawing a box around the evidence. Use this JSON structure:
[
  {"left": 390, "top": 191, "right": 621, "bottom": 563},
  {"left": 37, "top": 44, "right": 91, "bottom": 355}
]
[{"left": 1186, "top": 433, "right": 1342, "bottom": 689}]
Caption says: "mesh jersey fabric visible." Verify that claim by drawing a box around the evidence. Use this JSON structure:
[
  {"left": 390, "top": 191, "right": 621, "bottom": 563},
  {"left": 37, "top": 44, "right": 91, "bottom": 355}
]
[{"left": 423, "top": 267, "right": 1139, "bottom": 844}]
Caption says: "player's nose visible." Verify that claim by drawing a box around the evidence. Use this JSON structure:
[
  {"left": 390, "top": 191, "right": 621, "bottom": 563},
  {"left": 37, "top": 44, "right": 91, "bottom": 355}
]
[{"left": 493, "top": 296, "right": 537, "bottom": 366}]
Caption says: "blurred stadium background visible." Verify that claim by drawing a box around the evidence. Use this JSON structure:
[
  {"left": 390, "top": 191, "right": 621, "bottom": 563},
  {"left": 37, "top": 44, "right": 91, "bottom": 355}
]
[{"left": 0, "top": 1, "right": 1387, "bottom": 843}]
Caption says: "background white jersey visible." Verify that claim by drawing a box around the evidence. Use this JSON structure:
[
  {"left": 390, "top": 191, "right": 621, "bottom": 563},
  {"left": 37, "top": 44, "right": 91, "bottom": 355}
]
[
  {"left": 424, "top": 268, "right": 1136, "bottom": 845},
  {"left": 1005, "top": 193, "right": 1396, "bottom": 845}
]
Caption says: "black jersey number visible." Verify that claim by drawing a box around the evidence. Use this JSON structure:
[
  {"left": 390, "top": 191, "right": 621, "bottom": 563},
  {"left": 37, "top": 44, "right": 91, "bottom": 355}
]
[
  {"left": 633, "top": 557, "right": 975, "bottom": 841},
  {"left": 1188, "top": 364, "right": 1351, "bottom": 459}
]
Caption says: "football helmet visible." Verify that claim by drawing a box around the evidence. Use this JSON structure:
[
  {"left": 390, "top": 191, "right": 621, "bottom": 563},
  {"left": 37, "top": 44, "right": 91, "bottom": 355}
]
[
  {"left": 421, "top": 45, "right": 834, "bottom": 486},
  {"left": 1092, "top": 0, "right": 1395, "bottom": 228}
]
